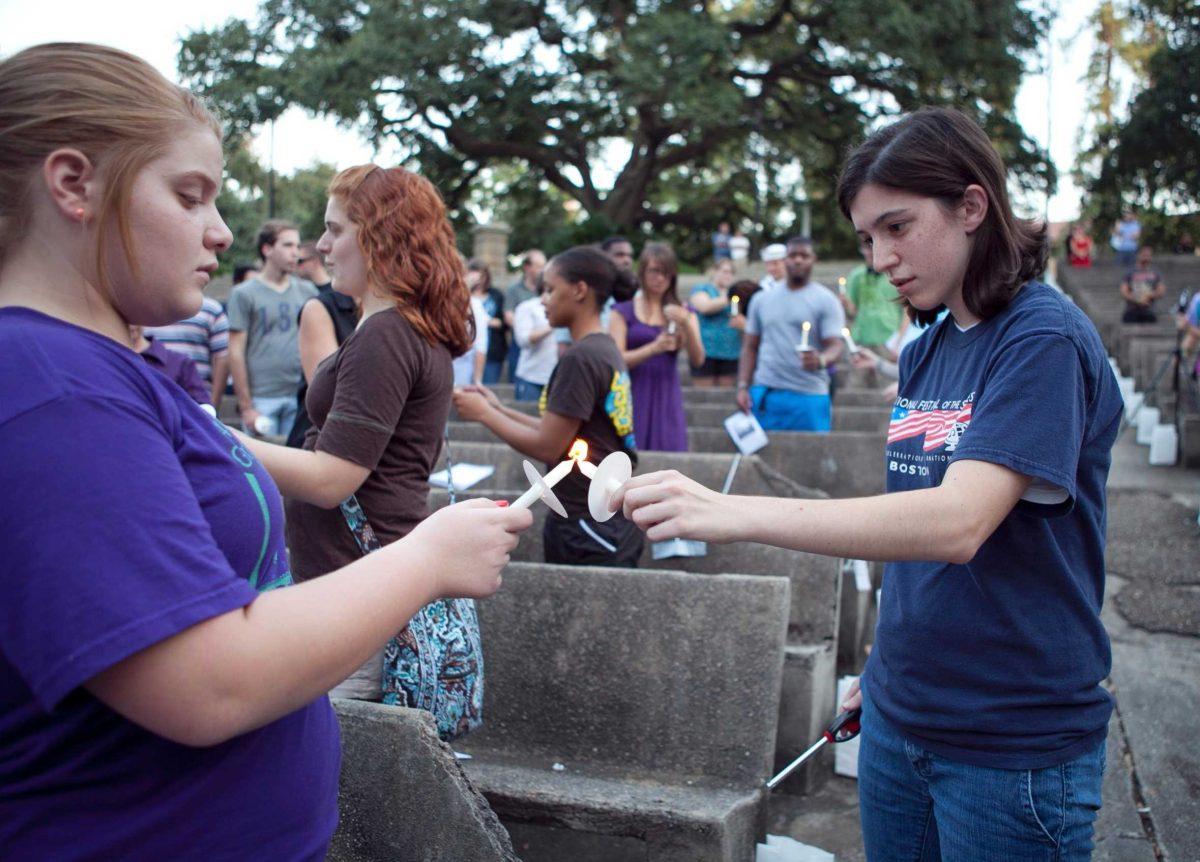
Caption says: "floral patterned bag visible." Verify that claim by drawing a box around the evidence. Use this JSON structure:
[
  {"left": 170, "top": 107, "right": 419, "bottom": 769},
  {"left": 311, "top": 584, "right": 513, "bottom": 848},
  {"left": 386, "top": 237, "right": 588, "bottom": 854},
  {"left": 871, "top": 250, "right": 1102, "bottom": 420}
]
[{"left": 340, "top": 495, "right": 484, "bottom": 741}]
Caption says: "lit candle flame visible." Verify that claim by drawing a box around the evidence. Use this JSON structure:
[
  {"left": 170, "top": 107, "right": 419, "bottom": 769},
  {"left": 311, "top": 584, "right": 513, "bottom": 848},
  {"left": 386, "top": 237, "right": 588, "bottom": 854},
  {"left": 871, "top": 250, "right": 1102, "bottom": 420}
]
[
  {"left": 568, "top": 439, "right": 589, "bottom": 461},
  {"left": 802, "top": 321, "right": 811, "bottom": 331}
]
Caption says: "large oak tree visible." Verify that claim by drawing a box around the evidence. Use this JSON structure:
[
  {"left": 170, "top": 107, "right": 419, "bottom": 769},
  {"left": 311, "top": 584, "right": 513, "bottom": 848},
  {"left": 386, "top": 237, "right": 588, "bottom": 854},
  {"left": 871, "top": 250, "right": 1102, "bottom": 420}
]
[{"left": 180, "top": 0, "right": 1050, "bottom": 254}]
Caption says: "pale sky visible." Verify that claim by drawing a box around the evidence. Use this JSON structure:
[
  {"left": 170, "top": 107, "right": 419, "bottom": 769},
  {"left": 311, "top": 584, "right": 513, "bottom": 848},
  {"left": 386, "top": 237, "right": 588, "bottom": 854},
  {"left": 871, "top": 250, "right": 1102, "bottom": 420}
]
[{"left": 1, "top": 0, "right": 1103, "bottom": 223}]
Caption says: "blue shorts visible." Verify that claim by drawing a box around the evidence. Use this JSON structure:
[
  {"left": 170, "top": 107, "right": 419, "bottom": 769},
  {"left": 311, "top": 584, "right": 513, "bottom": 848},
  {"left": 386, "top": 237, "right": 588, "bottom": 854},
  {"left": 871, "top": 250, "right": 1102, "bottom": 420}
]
[{"left": 749, "top": 385, "right": 831, "bottom": 432}]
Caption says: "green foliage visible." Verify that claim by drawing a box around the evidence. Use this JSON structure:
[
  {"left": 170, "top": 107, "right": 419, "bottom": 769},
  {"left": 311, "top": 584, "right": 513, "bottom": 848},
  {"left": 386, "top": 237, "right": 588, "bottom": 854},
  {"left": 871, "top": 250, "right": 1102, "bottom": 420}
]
[
  {"left": 1078, "top": 0, "right": 1199, "bottom": 245},
  {"left": 182, "top": 0, "right": 1049, "bottom": 263},
  {"left": 216, "top": 147, "right": 337, "bottom": 270}
]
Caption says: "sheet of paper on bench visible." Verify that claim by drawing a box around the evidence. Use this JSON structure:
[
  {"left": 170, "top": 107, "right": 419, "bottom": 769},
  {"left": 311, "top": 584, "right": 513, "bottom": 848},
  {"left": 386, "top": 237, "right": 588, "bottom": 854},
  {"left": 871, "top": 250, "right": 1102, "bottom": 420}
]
[
  {"left": 429, "top": 463, "right": 495, "bottom": 491},
  {"left": 724, "top": 410, "right": 769, "bottom": 455}
]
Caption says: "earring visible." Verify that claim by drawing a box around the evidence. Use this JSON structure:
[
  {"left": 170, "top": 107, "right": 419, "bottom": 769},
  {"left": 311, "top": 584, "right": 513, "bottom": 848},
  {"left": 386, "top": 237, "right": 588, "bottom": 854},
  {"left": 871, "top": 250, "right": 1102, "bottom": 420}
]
[{"left": 74, "top": 208, "right": 86, "bottom": 221}]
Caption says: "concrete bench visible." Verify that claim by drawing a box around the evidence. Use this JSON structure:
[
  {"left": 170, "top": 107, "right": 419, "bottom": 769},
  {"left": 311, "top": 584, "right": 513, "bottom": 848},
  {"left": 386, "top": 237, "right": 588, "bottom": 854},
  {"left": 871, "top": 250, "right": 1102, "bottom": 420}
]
[
  {"left": 441, "top": 429, "right": 889, "bottom": 500},
  {"left": 329, "top": 700, "right": 518, "bottom": 862},
  {"left": 450, "top": 402, "right": 890, "bottom": 439},
  {"left": 456, "top": 563, "right": 791, "bottom": 862},
  {"left": 477, "top": 383, "right": 890, "bottom": 409},
  {"left": 430, "top": 443, "right": 844, "bottom": 793},
  {"left": 434, "top": 442, "right": 814, "bottom": 499}
]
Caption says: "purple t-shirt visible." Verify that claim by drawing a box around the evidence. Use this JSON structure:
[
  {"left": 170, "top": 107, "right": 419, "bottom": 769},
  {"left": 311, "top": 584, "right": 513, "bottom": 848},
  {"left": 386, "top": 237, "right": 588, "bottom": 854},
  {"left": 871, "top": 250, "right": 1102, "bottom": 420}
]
[{"left": 0, "top": 308, "right": 340, "bottom": 860}]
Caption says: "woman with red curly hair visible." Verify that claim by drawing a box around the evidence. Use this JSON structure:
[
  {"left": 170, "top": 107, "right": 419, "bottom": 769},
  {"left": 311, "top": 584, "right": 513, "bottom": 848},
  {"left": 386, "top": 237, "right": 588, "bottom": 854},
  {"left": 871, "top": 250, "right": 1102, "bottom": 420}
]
[{"left": 238, "top": 165, "right": 486, "bottom": 733}]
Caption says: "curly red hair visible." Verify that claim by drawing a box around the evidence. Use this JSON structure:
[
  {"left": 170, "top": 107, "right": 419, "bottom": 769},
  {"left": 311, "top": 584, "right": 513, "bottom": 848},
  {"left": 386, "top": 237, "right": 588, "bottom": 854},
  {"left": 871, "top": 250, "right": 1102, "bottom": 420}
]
[{"left": 328, "top": 165, "right": 471, "bottom": 355}]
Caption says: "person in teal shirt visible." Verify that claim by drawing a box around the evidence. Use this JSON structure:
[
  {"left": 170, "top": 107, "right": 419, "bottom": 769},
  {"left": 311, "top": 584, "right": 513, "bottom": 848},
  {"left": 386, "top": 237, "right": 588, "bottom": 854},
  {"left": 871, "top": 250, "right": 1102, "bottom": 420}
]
[
  {"left": 842, "top": 242, "right": 901, "bottom": 350},
  {"left": 689, "top": 258, "right": 742, "bottom": 386}
]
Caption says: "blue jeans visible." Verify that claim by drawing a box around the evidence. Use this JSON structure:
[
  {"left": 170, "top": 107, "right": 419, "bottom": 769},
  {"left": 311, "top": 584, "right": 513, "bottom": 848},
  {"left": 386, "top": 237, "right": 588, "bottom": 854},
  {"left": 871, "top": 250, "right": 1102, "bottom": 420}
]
[
  {"left": 251, "top": 395, "right": 299, "bottom": 439},
  {"left": 483, "top": 359, "right": 504, "bottom": 385},
  {"left": 749, "top": 385, "right": 831, "bottom": 432},
  {"left": 858, "top": 684, "right": 1105, "bottom": 861},
  {"left": 506, "top": 342, "right": 522, "bottom": 384},
  {"left": 513, "top": 377, "right": 544, "bottom": 402}
]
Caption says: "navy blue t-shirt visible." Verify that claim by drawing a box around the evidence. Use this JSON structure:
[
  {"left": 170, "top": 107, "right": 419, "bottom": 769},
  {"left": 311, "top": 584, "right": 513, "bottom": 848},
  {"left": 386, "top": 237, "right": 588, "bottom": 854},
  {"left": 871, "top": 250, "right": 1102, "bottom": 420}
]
[
  {"left": 864, "top": 282, "right": 1123, "bottom": 769},
  {"left": 0, "top": 308, "right": 340, "bottom": 860}
]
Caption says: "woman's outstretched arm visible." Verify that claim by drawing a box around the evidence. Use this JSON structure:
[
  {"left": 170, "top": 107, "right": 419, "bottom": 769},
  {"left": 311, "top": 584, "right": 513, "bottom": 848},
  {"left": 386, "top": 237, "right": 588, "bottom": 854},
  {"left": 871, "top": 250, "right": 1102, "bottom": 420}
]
[{"left": 613, "top": 458, "right": 1030, "bottom": 564}]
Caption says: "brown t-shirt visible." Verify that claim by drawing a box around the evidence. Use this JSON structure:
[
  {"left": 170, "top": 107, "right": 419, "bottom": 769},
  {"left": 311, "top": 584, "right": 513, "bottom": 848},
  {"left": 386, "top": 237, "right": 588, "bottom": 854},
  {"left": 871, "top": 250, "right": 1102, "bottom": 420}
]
[
  {"left": 285, "top": 308, "right": 452, "bottom": 581},
  {"left": 539, "top": 332, "right": 637, "bottom": 516}
]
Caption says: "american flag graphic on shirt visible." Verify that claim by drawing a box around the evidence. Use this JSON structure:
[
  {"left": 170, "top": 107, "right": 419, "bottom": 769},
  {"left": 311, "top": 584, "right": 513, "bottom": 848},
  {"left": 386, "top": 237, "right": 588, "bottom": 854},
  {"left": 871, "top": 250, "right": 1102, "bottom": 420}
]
[{"left": 887, "top": 402, "right": 974, "bottom": 452}]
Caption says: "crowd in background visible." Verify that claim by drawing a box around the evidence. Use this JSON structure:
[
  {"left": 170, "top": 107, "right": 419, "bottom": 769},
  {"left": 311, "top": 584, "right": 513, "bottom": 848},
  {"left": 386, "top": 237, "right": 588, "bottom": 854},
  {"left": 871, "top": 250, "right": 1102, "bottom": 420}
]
[{"left": 147, "top": 218, "right": 925, "bottom": 453}]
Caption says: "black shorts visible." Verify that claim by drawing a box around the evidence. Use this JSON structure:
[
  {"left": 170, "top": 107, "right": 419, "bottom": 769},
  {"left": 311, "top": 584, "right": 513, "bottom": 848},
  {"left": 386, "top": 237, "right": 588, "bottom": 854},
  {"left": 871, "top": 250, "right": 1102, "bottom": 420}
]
[
  {"left": 691, "top": 357, "right": 739, "bottom": 378},
  {"left": 1122, "top": 304, "right": 1157, "bottom": 324},
  {"left": 543, "top": 513, "right": 644, "bottom": 568}
]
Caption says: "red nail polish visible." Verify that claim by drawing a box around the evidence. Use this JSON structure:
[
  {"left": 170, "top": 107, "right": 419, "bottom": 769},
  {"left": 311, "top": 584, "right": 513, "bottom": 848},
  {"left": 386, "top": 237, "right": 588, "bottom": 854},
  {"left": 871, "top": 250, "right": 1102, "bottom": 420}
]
[{"left": 495, "top": 500, "right": 509, "bottom": 507}]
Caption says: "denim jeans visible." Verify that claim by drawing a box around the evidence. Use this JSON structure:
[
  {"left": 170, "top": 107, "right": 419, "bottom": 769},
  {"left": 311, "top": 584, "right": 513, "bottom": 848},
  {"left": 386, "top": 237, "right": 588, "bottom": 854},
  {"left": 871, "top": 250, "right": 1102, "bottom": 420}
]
[
  {"left": 859, "top": 683, "right": 1105, "bottom": 861},
  {"left": 250, "top": 395, "right": 300, "bottom": 439},
  {"left": 513, "top": 376, "right": 544, "bottom": 402},
  {"left": 483, "top": 359, "right": 504, "bottom": 385},
  {"left": 506, "top": 342, "right": 522, "bottom": 383}
]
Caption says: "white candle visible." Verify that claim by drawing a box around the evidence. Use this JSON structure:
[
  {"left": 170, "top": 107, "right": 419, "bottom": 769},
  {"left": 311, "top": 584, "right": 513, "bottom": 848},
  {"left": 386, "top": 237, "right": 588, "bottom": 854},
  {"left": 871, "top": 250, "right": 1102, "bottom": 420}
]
[
  {"left": 511, "top": 458, "right": 575, "bottom": 510},
  {"left": 797, "top": 320, "right": 812, "bottom": 353},
  {"left": 837, "top": 276, "right": 846, "bottom": 295},
  {"left": 730, "top": 295, "right": 740, "bottom": 315},
  {"left": 842, "top": 327, "right": 860, "bottom": 354},
  {"left": 577, "top": 457, "right": 621, "bottom": 493},
  {"left": 667, "top": 320, "right": 678, "bottom": 335}
]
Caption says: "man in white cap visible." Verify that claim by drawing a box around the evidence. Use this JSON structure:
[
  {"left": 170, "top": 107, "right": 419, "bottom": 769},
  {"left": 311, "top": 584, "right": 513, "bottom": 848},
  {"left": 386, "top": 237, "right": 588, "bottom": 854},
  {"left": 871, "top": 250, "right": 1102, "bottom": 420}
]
[{"left": 759, "top": 243, "right": 788, "bottom": 292}]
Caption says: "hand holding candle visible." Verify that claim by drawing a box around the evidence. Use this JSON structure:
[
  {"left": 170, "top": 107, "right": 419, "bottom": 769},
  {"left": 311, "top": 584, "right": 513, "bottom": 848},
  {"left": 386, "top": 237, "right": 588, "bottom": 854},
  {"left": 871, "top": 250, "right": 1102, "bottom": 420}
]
[
  {"left": 841, "top": 327, "right": 860, "bottom": 355},
  {"left": 730, "top": 295, "right": 740, "bottom": 316},
  {"left": 572, "top": 440, "right": 633, "bottom": 522},
  {"left": 796, "top": 320, "right": 813, "bottom": 353}
]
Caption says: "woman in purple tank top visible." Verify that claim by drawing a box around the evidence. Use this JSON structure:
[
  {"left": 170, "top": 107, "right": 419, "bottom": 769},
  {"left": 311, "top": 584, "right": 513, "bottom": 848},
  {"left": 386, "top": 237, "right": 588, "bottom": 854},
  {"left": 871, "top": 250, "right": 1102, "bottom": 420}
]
[{"left": 609, "top": 242, "right": 704, "bottom": 451}]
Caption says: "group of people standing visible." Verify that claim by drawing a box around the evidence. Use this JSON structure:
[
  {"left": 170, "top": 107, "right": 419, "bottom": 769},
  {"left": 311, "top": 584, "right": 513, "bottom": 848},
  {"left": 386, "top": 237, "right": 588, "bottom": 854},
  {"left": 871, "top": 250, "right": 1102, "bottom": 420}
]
[{"left": 2, "top": 39, "right": 1126, "bottom": 862}]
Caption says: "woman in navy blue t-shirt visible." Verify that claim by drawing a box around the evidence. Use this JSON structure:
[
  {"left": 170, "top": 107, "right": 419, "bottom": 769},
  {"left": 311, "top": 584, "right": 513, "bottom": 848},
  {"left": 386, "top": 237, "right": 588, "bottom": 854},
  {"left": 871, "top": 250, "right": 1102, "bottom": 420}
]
[
  {"left": 618, "top": 108, "right": 1123, "bottom": 859},
  {"left": 0, "top": 44, "right": 530, "bottom": 860}
]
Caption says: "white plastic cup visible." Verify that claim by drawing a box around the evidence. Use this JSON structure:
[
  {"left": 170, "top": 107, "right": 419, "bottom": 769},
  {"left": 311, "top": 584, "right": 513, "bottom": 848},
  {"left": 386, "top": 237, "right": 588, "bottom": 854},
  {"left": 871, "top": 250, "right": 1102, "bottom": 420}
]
[
  {"left": 1149, "top": 424, "right": 1178, "bottom": 465},
  {"left": 1136, "top": 407, "right": 1160, "bottom": 445}
]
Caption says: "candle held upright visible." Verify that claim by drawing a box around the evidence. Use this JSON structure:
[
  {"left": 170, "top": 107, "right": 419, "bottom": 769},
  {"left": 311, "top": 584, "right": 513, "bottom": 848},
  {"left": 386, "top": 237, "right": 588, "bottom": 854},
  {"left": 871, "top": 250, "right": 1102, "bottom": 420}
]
[{"left": 796, "top": 320, "right": 812, "bottom": 353}]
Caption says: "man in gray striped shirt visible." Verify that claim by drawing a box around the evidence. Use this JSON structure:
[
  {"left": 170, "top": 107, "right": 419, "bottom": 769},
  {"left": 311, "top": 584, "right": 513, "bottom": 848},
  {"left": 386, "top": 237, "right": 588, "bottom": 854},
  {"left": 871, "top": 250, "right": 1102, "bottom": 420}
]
[{"left": 145, "top": 295, "right": 230, "bottom": 408}]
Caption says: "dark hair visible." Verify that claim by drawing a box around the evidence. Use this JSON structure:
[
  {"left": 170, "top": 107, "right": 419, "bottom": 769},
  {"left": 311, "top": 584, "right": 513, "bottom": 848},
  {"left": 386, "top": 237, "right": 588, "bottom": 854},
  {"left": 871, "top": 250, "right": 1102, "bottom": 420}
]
[
  {"left": 836, "top": 107, "right": 1046, "bottom": 326},
  {"left": 466, "top": 257, "right": 492, "bottom": 292},
  {"left": 637, "top": 242, "right": 681, "bottom": 306},
  {"left": 600, "top": 236, "right": 632, "bottom": 252},
  {"left": 550, "top": 246, "right": 637, "bottom": 310},
  {"left": 786, "top": 235, "right": 814, "bottom": 249},
  {"left": 256, "top": 219, "right": 299, "bottom": 262},
  {"left": 730, "top": 279, "right": 761, "bottom": 314},
  {"left": 233, "top": 263, "right": 259, "bottom": 284}
]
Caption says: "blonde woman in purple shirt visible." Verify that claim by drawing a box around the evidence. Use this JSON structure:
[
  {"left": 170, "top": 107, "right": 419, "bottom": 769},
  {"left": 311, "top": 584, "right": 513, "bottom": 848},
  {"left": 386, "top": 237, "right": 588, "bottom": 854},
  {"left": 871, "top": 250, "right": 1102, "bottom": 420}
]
[{"left": 0, "top": 43, "right": 530, "bottom": 861}]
